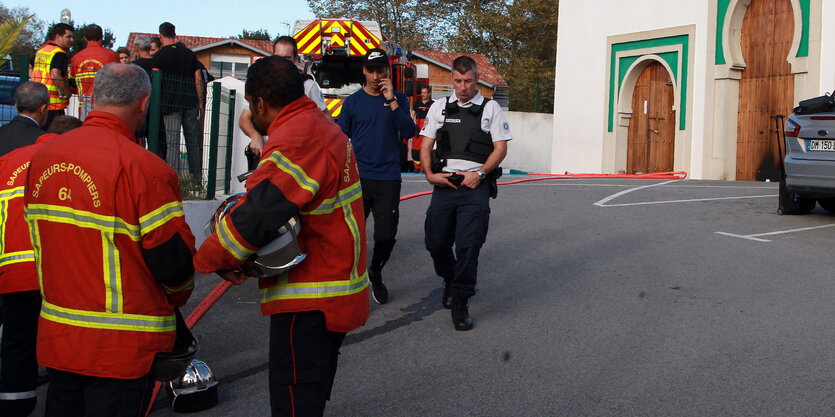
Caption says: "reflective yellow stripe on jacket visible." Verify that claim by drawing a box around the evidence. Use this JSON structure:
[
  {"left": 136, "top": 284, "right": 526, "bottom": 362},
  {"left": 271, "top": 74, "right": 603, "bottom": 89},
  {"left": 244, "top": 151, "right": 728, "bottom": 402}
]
[
  {"left": 217, "top": 150, "right": 322, "bottom": 260},
  {"left": 260, "top": 178, "right": 367, "bottom": 303},
  {"left": 0, "top": 186, "right": 34, "bottom": 267},
  {"left": 259, "top": 150, "right": 320, "bottom": 195},
  {"left": 25, "top": 202, "right": 185, "bottom": 328},
  {"left": 40, "top": 300, "right": 176, "bottom": 332}
]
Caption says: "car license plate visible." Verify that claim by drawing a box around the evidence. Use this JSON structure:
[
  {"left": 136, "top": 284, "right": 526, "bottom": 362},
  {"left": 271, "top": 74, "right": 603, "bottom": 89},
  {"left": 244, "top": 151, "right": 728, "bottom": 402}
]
[{"left": 807, "top": 139, "right": 835, "bottom": 151}]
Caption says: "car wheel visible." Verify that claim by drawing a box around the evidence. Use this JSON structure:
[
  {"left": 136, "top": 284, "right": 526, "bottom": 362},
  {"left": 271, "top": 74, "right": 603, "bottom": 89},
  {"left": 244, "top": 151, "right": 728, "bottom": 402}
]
[
  {"left": 818, "top": 198, "right": 835, "bottom": 213},
  {"left": 778, "top": 178, "right": 816, "bottom": 215}
]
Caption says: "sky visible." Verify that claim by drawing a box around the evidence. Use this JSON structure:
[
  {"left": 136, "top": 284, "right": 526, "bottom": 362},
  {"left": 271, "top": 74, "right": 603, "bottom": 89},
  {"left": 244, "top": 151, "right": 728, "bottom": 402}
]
[{"left": 21, "top": 0, "right": 316, "bottom": 47}]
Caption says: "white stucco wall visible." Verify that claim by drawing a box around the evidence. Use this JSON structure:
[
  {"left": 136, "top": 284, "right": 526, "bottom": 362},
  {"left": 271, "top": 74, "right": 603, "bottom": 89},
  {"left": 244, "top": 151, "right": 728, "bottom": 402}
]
[
  {"left": 553, "top": 0, "right": 835, "bottom": 180},
  {"left": 503, "top": 111, "right": 553, "bottom": 174},
  {"left": 552, "top": 0, "right": 709, "bottom": 177},
  {"left": 184, "top": 200, "right": 218, "bottom": 249}
]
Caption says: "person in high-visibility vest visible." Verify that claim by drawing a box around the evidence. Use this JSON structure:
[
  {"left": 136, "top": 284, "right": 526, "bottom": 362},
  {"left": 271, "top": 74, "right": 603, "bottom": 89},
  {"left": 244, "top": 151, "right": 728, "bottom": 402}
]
[
  {"left": 70, "top": 24, "right": 119, "bottom": 119},
  {"left": 24, "top": 64, "right": 196, "bottom": 416},
  {"left": 0, "top": 115, "right": 82, "bottom": 417},
  {"left": 194, "top": 56, "right": 369, "bottom": 417},
  {"left": 29, "top": 23, "right": 73, "bottom": 129}
]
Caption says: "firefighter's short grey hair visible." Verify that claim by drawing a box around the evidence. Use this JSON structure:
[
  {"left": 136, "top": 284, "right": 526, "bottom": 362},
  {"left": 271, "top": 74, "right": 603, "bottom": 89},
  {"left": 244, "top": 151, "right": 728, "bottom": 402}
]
[
  {"left": 134, "top": 35, "right": 151, "bottom": 52},
  {"left": 14, "top": 81, "right": 49, "bottom": 113},
  {"left": 93, "top": 63, "right": 151, "bottom": 107}
]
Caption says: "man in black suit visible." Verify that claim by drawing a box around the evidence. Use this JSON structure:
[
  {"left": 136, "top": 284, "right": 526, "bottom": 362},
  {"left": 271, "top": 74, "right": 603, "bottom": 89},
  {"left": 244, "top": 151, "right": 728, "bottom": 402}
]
[{"left": 0, "top": 82, "right": 49, "bottom": 157}]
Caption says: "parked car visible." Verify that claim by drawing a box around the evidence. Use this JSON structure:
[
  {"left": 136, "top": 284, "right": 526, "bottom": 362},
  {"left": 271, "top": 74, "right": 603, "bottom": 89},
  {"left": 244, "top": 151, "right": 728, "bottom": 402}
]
[
  {"left": 0, "top": 72, "right": 20, "bottom": 126},
  {"left": 779, "top": 94, "right": 835, "bottom": 214}
]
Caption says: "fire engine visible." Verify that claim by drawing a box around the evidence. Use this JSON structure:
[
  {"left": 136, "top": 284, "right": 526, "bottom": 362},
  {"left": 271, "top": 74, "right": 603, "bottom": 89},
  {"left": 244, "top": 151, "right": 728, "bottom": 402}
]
[{"left": 291, "top": 19, "right": 428, "bottom": 120}]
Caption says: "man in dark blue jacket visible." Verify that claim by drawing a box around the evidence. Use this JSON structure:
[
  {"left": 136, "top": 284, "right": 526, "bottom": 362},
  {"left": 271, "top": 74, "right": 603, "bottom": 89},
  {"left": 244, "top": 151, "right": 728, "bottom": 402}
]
[
  {"left": 0, "top": 82, "right": 48, "bottom": 157},
  {"left": 338, "top": 48, "right": 414, "bottom": 304}
]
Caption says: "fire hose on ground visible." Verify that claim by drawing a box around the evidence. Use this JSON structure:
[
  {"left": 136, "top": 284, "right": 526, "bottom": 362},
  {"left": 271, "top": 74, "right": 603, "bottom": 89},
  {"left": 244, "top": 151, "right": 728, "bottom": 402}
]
[{"left": 144, "top": 169, "right": 688, "bottom": 413}]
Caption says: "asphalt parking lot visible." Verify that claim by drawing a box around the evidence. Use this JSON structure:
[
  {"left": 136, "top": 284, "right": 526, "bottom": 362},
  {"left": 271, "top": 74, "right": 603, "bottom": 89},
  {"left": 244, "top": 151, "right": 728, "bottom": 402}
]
[{"left": 34, "top": 175, "right": 835, "bottom": 416}]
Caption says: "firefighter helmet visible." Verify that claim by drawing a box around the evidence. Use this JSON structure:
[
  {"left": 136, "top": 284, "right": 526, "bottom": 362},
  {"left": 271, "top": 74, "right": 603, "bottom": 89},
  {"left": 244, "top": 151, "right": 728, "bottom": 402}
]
[
  {"left": 205, "top": 193, "right": 306, "bottom": 278},
  {"left": 166, "top": 359, "right": 219, "bottom": 412}
]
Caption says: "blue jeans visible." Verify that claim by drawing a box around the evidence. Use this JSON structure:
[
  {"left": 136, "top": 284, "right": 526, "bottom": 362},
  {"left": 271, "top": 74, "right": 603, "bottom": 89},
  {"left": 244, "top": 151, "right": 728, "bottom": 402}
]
[
  {"left": 424, "top": 180, "right": 491, "bottom": 299},
  {"left": 163, "top": 108, "right": 202, "bottom": 180}
]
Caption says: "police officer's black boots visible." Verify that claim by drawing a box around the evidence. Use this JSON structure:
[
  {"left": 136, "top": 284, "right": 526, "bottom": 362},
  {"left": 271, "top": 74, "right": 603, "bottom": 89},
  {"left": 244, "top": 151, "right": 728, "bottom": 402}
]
[{"left": 450, "top": 297, "right": 473, "bottom": 331}]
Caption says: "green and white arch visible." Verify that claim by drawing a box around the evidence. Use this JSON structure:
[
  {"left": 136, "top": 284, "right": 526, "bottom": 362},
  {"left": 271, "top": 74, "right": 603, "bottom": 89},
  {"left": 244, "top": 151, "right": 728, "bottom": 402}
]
[{"left": 603, "top": 25, "right": 696, "bottom": 176}]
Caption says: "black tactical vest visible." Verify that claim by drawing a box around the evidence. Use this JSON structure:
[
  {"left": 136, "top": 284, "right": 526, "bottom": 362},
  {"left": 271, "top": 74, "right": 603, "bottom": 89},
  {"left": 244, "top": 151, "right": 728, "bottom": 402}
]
[{"left": 435, "top": 98, "right": 494, "bottom": 163}]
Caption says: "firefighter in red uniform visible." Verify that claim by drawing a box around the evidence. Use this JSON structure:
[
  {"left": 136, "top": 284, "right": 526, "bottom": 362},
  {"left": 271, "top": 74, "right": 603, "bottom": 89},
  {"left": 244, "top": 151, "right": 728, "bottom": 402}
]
[
  {"left": 70, "top": 24, "right": 119, "bottom": 118},
  {"left": 23, "top": 64, "right": 196, "bottom": 417},
  {"left": 0, "top": 116, "right": 81, "bottom": 417},
  {"left": 194, "top": 56, "right": 369, "bottom": 417},
  {"left": 29, "top": 23, "right": 73, "bottom": 129}
]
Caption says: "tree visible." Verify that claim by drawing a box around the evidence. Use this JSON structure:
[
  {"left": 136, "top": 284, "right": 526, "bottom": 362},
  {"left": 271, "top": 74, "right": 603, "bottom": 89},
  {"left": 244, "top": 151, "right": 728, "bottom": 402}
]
[
  {"left": 447, "top": 0, "right": 558, "bottom": 113},
  {"left": 239, "top": 29, "right": 271, "bottom": 41},
  {"left": 0, "top": 13, "right": 32, "bottom": 58},
  {"left": 0, "top": 3, "right": 45, "bottom": 64}
]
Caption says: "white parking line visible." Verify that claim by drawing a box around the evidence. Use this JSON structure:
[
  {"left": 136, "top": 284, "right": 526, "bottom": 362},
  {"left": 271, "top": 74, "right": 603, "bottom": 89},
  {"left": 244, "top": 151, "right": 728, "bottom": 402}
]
[
  {"left": 716, "top": 223, "right": 835, "bottom": 243},
  {"left": 593, "top": 180, "right": 777, "bottom": 207},
  {"left": 602, "top": 194, "right": 778, "bottom": 207},
  {"left": 594, "top": 180, "right": 679, "bottom": 207}
]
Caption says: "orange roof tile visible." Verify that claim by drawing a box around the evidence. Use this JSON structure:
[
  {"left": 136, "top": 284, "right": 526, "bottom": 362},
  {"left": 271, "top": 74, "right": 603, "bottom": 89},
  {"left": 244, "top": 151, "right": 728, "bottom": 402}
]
[{"left": 125, "top": 33, "right": 272, "bottom": 57}]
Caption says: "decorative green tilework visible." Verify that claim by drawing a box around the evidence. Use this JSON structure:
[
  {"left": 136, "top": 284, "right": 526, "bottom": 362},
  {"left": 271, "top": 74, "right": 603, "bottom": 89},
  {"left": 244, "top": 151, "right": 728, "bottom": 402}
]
[{"left": 608, "top": 35, "right": 689, "bottom": 132}]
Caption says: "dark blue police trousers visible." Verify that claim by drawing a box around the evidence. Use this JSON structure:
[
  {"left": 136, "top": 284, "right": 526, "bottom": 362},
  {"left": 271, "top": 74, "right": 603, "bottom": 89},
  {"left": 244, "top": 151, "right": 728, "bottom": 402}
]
[{"left": 424, "top": 180, "right": 491, "bottom": 299}]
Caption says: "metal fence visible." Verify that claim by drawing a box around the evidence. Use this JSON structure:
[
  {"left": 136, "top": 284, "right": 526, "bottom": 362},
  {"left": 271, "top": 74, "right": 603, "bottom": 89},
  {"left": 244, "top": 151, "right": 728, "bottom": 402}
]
[{"left": 13, "top": 57, "right": 236, "bottom": 200}]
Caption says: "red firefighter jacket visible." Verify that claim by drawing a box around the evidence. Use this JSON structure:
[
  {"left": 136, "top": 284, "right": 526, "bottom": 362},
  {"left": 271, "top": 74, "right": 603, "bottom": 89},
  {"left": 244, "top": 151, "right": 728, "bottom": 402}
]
[
  {"left": 70, "top": 42, "right": 120, "bottom": 98},
  {"left": 24, "top": 111, "right": 196, "bottom": 379},
  {"left": 194, "top": 96, "right": 369, "bottom": 333},
  {"left": 0, "top": 133, "right": 57, "bottom": 294}
]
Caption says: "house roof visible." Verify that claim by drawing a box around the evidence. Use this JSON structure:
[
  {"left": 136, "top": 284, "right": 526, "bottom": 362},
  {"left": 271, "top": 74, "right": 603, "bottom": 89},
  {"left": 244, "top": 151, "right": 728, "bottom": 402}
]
[
  {"left": 125, "top": 33, "right": 273, "bottom": 56},
  {"left": 410, "top": 50, "right": 507, "bottom": 88}
]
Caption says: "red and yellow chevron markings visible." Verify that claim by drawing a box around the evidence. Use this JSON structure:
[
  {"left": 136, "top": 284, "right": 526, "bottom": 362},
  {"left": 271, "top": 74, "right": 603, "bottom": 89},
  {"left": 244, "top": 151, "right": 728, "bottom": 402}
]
[
  {"left": 293, "top": 20, "right": 382, "bottom": 57},
  {"left": 325, "top": 98, "right": 344, "bottom": 118}
]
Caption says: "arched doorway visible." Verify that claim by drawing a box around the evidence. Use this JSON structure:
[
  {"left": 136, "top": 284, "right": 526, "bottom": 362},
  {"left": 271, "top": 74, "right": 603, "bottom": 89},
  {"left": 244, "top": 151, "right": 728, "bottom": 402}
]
[
  {"left": 627, "top": 61, "right": 676, "bottom": 174},
  {"left": 736, "top": 0, "right": 795, "bottom": 181}
]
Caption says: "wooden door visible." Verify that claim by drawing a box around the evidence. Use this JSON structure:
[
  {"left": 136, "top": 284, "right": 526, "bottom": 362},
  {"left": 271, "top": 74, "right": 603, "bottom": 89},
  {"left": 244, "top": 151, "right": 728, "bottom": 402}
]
[
  {"left": 627, "top": 62, "right": 676, "bottom": 174},
  {"left": 736, "top": 0, "right": 795, "bottom": 181}
]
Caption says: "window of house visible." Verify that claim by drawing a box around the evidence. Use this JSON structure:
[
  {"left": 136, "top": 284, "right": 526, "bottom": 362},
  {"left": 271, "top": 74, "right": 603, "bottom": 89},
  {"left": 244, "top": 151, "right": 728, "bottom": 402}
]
[{"left": 209, "top": 53, "right": 251, "bottom": 80}]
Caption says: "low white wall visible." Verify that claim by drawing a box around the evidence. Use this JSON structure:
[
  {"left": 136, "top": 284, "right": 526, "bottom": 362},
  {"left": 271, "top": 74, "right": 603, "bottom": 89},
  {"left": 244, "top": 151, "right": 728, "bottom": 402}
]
[
  {"left": 183, "top": 200, "right": 219, "bottom": 249},
  {"left": 503, "top": 111, "right": 553, "bottom": 174}
]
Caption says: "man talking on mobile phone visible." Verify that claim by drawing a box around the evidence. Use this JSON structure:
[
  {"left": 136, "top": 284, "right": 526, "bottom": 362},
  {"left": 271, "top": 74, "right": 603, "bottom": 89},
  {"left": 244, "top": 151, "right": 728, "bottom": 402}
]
[{"left": 338, "top": 48, "right": 414, "bottom": 305}]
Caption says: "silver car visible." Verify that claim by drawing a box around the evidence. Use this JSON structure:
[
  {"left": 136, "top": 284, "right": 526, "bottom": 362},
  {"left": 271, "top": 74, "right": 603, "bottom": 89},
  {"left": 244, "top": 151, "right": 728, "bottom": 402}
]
[{"left": 780, "top": 99, "right": 835, "bottom": 214}]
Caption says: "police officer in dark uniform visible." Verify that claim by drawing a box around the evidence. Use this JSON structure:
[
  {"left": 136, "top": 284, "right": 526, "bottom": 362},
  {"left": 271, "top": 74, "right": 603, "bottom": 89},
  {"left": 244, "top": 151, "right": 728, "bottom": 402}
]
[{"left": 418, "top": 56, "right": 511, "bottom": 331}]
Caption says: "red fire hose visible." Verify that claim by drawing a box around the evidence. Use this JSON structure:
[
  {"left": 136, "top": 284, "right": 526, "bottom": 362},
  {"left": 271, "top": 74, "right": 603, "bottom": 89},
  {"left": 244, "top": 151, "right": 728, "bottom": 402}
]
[{"left": 145, "top": 169, "right": 687, "bottom": 414}]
